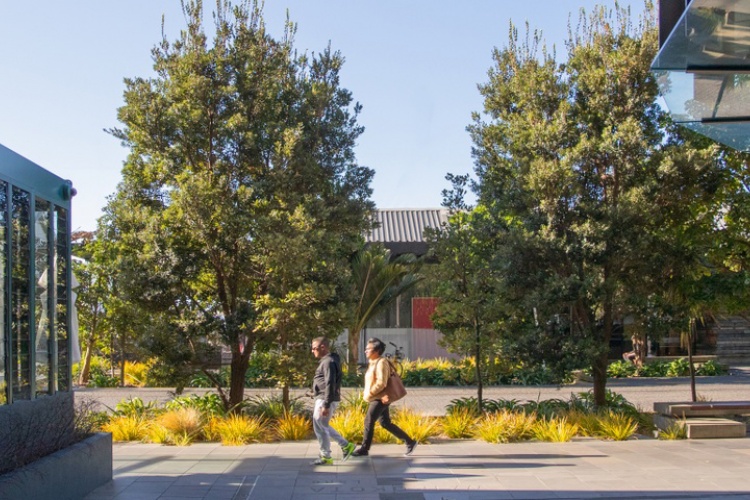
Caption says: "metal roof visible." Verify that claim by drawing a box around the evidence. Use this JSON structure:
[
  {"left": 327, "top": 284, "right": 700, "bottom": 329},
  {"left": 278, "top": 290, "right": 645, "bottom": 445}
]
[{"left": 365, "top": 208, "right": 449, "bottom": 257}]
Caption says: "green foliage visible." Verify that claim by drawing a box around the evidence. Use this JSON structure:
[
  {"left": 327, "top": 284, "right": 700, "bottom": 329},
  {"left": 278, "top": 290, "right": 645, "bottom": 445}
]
[
  {"left": 696, "top": 360, "right": 727, "bottom": 376},
  {"left": 658, "top": 422, "right": 687, "bottom": 440},
  {"left": 275, "top": 412, "right": 311, "bottom": 441},
  {"left": 346, "top": 244, "right": 422, "bottom": 370},
  {"left": 392, "top": 409, "right": 441, "bottom": 444},
  {"left": 111, "top": 397, "right": 160, "bottom": 418},
  {"left": 532, "top": 417, "right": 579, "bottom": 442},
  {"left": 596, "top": 411, "right": 639, "bottom": 441},
  {"left": 473, "top": 410, "right": 536, "bottom": 443},
  {"left": 441, "top": 408, "right": 479, "bottom": 438},
  {"left": 666, "top": 358, "right": 692, "bottom": 377},
  {"left": 243, "top": 395, "right": 309, "bottom": 420},
  {"left": 607, "top": 360, "right": 637, "bottom": 378},
  {"left": 106, "top": 0, "right": 374, "bottom": 412},
  {"left": 165, "top": 393, "right": 227, "bottom": 417}
]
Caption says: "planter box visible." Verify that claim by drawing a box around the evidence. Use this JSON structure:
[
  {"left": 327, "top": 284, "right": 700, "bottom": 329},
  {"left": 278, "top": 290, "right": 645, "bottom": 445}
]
[{"left": 0, "top": 432, "right": 112, "bottom": 500}]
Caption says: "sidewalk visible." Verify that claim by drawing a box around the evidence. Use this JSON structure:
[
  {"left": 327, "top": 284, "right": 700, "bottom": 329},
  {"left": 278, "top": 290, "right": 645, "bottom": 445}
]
[
  {"left": 81, "top": 375, "right": 750, "bottom": 499},
  {"left": 85, "top": 437, "right": 750, "bottom": 499}
]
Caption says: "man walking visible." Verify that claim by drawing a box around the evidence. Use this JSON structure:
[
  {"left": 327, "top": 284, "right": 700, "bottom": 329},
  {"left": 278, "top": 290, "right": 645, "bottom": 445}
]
[{"left": 311, "top": 337, "right": 356, "bottom": 465}]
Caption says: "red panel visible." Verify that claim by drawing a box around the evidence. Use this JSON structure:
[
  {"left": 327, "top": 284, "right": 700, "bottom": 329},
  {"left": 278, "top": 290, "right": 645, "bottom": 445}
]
[{"left": 412, "top": 297, "right": 439, "bottom": 329}]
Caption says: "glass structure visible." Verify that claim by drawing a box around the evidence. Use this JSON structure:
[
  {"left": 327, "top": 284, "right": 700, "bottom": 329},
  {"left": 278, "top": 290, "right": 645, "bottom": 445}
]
[
  {"left": 0, "top": 144, "right": 73, "bottom": 404},
  {"left": 652, "top": 0, "right": 750, "bottom": 150}
]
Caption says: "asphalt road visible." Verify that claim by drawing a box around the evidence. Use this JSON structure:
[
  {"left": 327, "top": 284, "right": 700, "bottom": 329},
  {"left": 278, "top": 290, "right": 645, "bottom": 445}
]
[{"left": 74, "top": 367, "right": 750, "bottom": 415}]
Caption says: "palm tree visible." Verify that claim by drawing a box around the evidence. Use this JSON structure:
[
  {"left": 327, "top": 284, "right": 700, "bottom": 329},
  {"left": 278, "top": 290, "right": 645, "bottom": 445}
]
[{"left": 346, "top": 244, "right": 422, "bottom": 372}]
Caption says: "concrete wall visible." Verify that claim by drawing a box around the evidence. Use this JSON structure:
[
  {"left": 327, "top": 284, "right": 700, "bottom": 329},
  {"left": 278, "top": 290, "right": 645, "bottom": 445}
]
[{"left": 0, "top": 392, "right": 75, "bottom": 473}]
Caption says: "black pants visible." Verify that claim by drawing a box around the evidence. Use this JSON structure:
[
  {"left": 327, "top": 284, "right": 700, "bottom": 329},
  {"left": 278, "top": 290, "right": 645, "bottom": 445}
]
[{"left": 360, "top": 400, "right": 413, "bottom": 451}]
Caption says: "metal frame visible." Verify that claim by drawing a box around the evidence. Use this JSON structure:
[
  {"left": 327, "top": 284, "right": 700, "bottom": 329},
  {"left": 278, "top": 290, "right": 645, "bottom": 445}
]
[{"left": 0, "top": 144, "right": 73, "bottom": 404}]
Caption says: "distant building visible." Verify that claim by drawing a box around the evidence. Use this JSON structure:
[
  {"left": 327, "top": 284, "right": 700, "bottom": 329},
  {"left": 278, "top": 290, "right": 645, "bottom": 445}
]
[{"left": 345, "top": 208, "right": 456, "bottom": 362}]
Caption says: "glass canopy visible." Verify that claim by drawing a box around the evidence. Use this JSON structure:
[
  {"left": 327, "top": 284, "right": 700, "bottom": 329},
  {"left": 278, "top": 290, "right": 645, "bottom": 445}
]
[{"left": 652, "top": 0, "right": 750, "bottom": 150}]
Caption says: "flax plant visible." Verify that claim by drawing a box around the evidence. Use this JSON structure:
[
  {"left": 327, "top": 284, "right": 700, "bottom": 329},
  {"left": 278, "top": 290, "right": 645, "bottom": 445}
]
[
  {"left": 330, "top": 406, "right": 365, "bottom": 443},
  {"left": 102, "top": 415, "right": 150, "bottom": 442},
  {"left": 276, "top": 412, "right": 311, "bottom": 441},
  {"left": 441, "top": 408, "right": 479, "bottom": 439},
  {"left": 597, "top": 411, "right": 638, "bottom": 441},
  {"left": 474, "top": 410, "right": 536, "bottom": 443},
  {"left": 532, "top": 417, "right": 579, "bottom": 442},
  {"left": 393, "top": 408, "right": 441, "bottom": 443},
  {"left": 216, "top": 414, "right": 268, "bottom": 445}
]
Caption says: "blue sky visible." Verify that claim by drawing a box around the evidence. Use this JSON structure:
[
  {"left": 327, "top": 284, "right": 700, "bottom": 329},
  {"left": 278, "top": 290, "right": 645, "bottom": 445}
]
[{"left": 0, "top": 1, "right": 649, "bottom": 231}]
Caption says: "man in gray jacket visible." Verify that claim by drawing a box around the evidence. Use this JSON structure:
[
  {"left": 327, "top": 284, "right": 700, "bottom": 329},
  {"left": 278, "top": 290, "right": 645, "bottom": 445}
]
[{"left": 311, "top": 337, "right": 356, "bottom": 465}]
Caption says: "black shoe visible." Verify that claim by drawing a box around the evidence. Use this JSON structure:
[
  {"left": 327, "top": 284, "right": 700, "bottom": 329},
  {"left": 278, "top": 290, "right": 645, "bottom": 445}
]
[
  {"left": 351, "top": 447, "right": 369, "bottom": 457},
  {"left": 404, "top": 440, "right": 417, "bottom": 456}
]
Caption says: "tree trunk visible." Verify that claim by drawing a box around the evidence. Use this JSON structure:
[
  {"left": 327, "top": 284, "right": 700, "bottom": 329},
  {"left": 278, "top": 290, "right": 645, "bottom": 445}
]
[
  {"left": 228, "top": 350, "right": 250, "bottom": 413},
  {"left": 474, "top": 319, "right": 483, "bottom": 412},
  {"left": 593, "top": 292, "right": 614, "bottom": 408},
  {"left": 282, "top": 384, "right": 290, "bottom": 412},
  {"left": 348, "top": 328, "right": 360, "bottom": 373},
  {"left": 79, "top": 344, "right": 94, "bottom": 385},
  {"left": 688, "top": 319, "right": 697, "bottom": 402}
]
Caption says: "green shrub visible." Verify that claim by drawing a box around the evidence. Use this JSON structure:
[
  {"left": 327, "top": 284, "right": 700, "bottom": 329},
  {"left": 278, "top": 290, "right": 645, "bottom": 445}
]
[
  {"left": 607, "top": 360, "right": 637, "bottom": 378},
  {"left": 696, "top": 360, "right": 727, "bottom": 376},
  {"left": 166, "top": 393, "right": 227, "bottom": 417},
  {"left": 666, "top": 358, "right": 692, "bottom": 377}
]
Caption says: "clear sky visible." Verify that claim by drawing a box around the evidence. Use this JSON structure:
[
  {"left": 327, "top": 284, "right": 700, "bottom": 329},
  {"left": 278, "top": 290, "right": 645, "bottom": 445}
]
[{"left": 0, "top": 0, "right": 649, "bottom": 232}]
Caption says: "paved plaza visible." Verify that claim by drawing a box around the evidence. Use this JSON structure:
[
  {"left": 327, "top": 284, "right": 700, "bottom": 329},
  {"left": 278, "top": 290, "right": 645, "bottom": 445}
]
[
  {"left": 85, "top": 438, "right": 750, "bottom": 500},
  {"left": 82, "top": 372, "right": 750, "bottom": 499}
]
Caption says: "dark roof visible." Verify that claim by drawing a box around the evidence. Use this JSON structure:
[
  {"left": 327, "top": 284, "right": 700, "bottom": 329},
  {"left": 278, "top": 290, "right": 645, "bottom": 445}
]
[{"left": 365, "top": 208, "right": 449, "bottom": 257}]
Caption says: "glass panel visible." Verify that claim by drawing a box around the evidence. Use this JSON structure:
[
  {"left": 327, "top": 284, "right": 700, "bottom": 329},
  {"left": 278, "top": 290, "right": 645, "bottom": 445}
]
[
  {"left": 55, "top": 206, "right": 69, "bottom": 392},
  {"left": 0, "top": 182, "right": 6, "bottom": 404},
  {"left": 34, "top": 198, "right": 51, "bottom": 396},
  {"left": 653, "top": 0, "right": 750, "bottom": 71},
  {"left": 11, "top": 187, "right": 31, "bottom": 400}
]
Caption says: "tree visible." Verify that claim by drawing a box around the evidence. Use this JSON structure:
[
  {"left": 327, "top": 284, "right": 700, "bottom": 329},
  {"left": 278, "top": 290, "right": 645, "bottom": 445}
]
[
  {"left": 426, "top": 175, "right": 507, "bottom": 411},
  {"left": 468, "top": 4, "right": 721, "bottom": 406},
  {"left": 107, "top": 0, "right": 373, "bottom": 410},
  {"left": 346, "top": 243, "right": 422, "bottom": 372}
]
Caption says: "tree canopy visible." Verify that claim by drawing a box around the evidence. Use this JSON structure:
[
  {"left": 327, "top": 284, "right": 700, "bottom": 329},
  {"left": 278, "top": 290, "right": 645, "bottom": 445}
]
[{"left": 106, "top": 0, "right": 373, "bottom": 409}]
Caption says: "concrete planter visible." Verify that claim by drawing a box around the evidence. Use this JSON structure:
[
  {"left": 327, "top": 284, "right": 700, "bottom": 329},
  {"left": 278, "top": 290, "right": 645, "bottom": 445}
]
[{"left": 0, "top": 432, "right": 112, "bottom": 500}]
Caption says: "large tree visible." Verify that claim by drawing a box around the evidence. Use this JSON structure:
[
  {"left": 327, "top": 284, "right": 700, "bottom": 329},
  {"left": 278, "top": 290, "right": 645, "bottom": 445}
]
[
  {"left": 468, "top": 4, "right": 721, "bottom": 406},
  {"left": 426, "top": 175, "right": 507, "bottom": 411},
  {"left": 107, "top": 0, "right": 373, "bottom": 410}
]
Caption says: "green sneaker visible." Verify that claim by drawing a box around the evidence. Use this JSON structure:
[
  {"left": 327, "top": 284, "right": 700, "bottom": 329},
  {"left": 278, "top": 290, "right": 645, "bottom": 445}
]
[
  {"left": 311, "top": 456, "right": 334, "bottom": 466},
  {"left": 341, "top": 442, "right": 356, "bottom": 462}
]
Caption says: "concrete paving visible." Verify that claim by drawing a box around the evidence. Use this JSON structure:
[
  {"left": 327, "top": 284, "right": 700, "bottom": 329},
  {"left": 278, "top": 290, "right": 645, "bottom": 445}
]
[
  {"left": 85, "top": 437, "right": 750, "bottom": 499},
  {"left": 81, "top": 372, "right": 750, "bottom": 500}
]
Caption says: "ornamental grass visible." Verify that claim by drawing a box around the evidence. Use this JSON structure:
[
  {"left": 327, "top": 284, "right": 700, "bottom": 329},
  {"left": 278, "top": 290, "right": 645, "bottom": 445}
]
[
  {"left": 441, "top": 408, "right": 479, "bottom": 439},
  {"left": 102, "top": 415, "right": 150, "bottom": 442},
  {"left": 532, "top": 417, "right": 579, "bottom": 442},
  {"left": 147, "top": 407, "right": 204, "bottom": 446},
  {"left": 276, "top": 411, "right": 312, "bottom": 441},
  {"left": 215, "top": 414, "right": 268, "bottom": 445},
  {"left": 596, "top": 411, "right": 639, "bottom": 441},
  {"left": 392, "top": 408, "right": 441, "bottom": 444},
  {"left": 330, "top": 406, "right": 365, "bottom": 443},
  {"left": 474, "top": 410, "right": 536, "bottom": 444}
]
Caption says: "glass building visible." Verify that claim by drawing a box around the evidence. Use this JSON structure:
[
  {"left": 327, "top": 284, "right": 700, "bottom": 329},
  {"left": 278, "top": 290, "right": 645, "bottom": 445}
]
[{"left": 0, "top": 143, "right": 74, "bottom": 405}]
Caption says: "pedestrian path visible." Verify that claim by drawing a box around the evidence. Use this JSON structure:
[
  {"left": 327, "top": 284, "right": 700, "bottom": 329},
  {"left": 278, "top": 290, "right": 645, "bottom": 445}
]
[{"left": 85, "top": 437, "right": 750, "bottom": 499}]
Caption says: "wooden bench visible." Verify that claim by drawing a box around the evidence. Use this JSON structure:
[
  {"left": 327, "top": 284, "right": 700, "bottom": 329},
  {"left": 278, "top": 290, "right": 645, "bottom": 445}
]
[{"left": 654, "top": 401, "right": 750, "bottom": 439}]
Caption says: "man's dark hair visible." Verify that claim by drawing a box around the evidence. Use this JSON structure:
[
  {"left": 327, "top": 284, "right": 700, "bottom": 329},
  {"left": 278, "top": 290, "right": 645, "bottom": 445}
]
[{"left": 366, "top": 337, "right": 385, "bottom": 355}]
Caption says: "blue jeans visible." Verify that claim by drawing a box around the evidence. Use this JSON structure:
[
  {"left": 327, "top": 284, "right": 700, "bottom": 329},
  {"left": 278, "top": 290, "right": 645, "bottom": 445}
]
[{"left": 313, "top": 399, "right": 348, "bottom": 458}]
